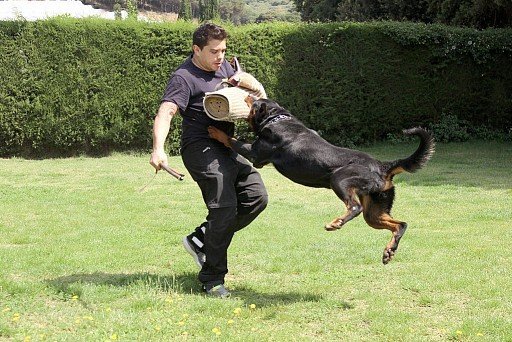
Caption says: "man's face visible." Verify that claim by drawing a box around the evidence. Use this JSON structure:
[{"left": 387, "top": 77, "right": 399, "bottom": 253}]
[{"left": 192, "top": 39, "right": 227, "bottom": 72}]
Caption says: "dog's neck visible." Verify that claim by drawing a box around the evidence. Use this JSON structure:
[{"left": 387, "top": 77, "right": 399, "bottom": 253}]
[
  {"left": 261, "top": 114, "right": 291, "bottom": 127},
  {"left": 257, "top": 108, "right": 292, "bottom": 132}
]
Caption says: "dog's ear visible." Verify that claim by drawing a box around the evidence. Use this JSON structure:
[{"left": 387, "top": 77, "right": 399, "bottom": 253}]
[{"left": 258, "top": 102, "right": 268, "bottom": 116}]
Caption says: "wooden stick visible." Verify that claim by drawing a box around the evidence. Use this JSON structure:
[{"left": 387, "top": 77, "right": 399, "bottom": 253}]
[{"left": 160, "top": 164, "right": 185, "bottom": 181}]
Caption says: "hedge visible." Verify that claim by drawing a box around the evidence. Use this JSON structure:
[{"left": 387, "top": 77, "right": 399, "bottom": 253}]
[{"left": 0, "top": 19, "right": 510, "bottom": 157}]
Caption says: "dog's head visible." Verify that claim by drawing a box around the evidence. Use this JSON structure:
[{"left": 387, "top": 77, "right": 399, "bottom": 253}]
[{"left": 245, "top": 97, "right": 287, "bottom": 132}]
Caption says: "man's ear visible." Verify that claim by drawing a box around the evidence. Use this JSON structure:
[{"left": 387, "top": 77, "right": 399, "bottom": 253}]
[{"left": 192, "top": 44, "right": 201, "bottom": 54}]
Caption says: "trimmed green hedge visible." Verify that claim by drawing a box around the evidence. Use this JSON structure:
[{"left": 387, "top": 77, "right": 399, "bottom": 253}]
[
  {"left": 273, "top": 22, "right": 512, "bottom": 145},
  {"left": 0, "top": 19, "right": 511, "bottom": 157}
]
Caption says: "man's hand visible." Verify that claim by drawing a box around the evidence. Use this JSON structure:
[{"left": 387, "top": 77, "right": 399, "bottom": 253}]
[
  {"left": 208, "top": 126, "right": 231, "bottom": 147},
  {"left": 150, "top": 150, "right": 168, "bottom": 172}
]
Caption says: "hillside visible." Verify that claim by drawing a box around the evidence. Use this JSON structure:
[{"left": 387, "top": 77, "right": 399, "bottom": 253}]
[{"left": 81, "top": 0, "right": 300, "bottom": 23}]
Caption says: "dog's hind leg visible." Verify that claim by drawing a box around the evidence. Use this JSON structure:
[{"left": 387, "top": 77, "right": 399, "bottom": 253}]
[
  {"left": 325, "top": 173, "right": 367, "bottom": 231},
  {"left": 360, "top": 188, "right": 407, "bottom": 264}
]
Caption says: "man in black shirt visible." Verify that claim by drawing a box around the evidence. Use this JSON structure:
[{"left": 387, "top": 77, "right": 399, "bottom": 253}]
[{"left": 149, "top": 23, "right": 268, "bottom": 298}]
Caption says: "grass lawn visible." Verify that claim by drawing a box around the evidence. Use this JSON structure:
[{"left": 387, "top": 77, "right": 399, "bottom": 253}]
[{"left": 1, "top": 141, "right": 511, "bottom": 341}]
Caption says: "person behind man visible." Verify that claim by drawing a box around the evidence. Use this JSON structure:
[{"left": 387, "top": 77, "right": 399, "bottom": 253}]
[{"left": 149, "top": 23, "right": 268, "bottom": 298}]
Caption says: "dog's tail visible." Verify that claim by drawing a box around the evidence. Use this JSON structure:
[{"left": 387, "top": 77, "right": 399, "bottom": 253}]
[{"left": 384, "top": 127, "right": 435, "bottom": 178}]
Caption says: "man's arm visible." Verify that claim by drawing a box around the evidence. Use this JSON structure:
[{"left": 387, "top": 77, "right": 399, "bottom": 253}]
[{"left": 149, "top": 101, "right": 178, "bottom": 171}]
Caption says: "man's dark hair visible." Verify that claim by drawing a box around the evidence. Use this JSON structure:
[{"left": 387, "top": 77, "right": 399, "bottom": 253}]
[{"left": 192, "top": 23, "right": 228, "bottom": 50}]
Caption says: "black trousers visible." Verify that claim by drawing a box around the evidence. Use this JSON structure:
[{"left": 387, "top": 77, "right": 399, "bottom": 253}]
[{"left": 181, "top": 139, "right": 268, "bottom": 287}]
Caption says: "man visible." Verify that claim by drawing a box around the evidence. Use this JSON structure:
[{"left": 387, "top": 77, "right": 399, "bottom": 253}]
[{"left": 149, "top": 23, "right": 268, "bottom": 298}]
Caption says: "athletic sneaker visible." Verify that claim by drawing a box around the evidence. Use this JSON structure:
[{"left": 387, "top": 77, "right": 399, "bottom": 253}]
[
  {"left": 182, "top": 236, "right": 206, "bottom": 268},
  {"left": 206, "top": 284, "right": 231, "bottom": 299}
]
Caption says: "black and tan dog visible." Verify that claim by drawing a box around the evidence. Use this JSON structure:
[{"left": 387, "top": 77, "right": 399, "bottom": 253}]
[{"left": 208, "top": 98, "right": 435, "bottom": 264}]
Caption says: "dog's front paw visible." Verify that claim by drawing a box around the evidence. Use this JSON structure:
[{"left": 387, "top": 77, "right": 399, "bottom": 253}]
[
  {"left": 325, "top": 221, "right": 341, "bottom": 231},
  {"left": 325, "top": 216, "right": 346, "bottom": 231},
  {"left": 208, "top": 126, "right": 230, "bottom": 146}
]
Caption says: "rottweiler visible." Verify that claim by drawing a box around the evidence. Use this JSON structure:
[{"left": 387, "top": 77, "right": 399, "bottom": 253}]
[{"left": 208, "top": 98, "right": 435, "bottom": 264}]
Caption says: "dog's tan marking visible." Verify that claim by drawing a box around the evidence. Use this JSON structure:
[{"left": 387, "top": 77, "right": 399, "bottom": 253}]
[
  {"left": 382, "top": 166, "right": 405, "bottom": 191},
  {"left": 244, "top": 95, "right": 254, "bottom": 108},
  {"left": 359, "top": 193, "right": 407, "bottom": 264}
]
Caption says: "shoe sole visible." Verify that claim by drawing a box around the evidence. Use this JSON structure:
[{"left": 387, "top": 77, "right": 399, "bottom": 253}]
[{"left": 182, "top": 237, "right": 203, "bottom": 269}]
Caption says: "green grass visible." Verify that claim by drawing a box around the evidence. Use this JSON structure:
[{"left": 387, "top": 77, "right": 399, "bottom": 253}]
[{"left": 1, "top": 141, "right": 511, "bottom": 341}]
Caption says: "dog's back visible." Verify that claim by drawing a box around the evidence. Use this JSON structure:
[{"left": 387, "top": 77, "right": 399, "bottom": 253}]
[{"left": 261, "top": 115, "right": 384, "bottom": 188}]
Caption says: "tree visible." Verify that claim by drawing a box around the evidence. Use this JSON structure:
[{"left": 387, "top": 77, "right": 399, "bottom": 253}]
[
  {"left": 114, "top": 0, "right": 123, "bottom": 19},
  {"left": 219, "top": 0, "right": 246, "bottom": 25},
  {"left": 427, "top": 0, "right": 512, "bottom": 28},
  {"left": 296, "top": 0, "right": 511, "bottom": 28},
  {"left": 126, "top": 0, "right": 138, "bottom": 20},
  {"left": 200, "top": 0, "right": 220, "bottom": 20},
  {"left": 179, "top": 0, "right": 193, "bottom": 20}
]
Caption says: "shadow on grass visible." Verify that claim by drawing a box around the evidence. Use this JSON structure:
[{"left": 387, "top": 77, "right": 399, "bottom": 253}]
[
  {"left": 230, "top": 285, "right": 330, "bottom": 308},
  {"left": 46, "top": 272, "right": 325, "bottom": 307},
  {"left": 46, "top": 272, "right": 201, "bottom": 295}
]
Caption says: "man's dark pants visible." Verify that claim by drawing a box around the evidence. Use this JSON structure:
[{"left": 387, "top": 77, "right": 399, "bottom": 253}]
[{"left": 181, "top": 139, "right": 268, "bottom": 288}]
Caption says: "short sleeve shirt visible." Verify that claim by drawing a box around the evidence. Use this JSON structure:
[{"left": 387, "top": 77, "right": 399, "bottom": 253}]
[{"left": 161, "top": 56, "right": 236, "bottom": 149}]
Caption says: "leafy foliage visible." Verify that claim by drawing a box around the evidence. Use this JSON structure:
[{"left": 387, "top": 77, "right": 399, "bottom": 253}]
[
  {"left": 428, "top": 114, "right": 470, "bottom": 143},
  {"left": 179, "top": 0, "right": 193, "bottom": 20},
  {"left": 294, "top": 0, "right": 512, "bottom": 29},
  {"left": 273, "top": 22, "right": 512, "bottom": 146},
  {"left": 199, "top": 0, "right": 220, "bottom": 20},
  {"left": 0, "top": 19, "right": 510, "bottom": 157},
  {"left": 0, "top": 19, "right": 194, "bottom": 156}
]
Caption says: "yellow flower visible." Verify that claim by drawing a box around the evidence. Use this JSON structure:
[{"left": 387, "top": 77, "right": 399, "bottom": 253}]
[
  {"left": 71, "top": 295, "right": 79, "bottom": 301},
  {"left": 182, "top": 313, "right": 189, "bottom": 319},
  {"left": 23, "top": 336, "right": 31, "bottom": 342},
  {"left": 456, "top": 330, "right": 463, "bottom": 335},
  {"left": 155, "top": 325, "right": 161, "bottom": 331},
  {"left": 75, "top": 319, "right": 81, "bottom": 324},
  {"left": 165, "top": 297, "right": 173, "bottom": 304},
  {"left": 182, "top": 331, "right": 188, "bottom": 336},
  {"left": 477, "top": 332, "right": 483, "bottom": 336},
  {"left": 178, "top": 321, "right": 185, "bottom": 326},
  {"left": 110, "top": 333, "right": 118, "bottom": 340},
  {"left": 233, "top": 308, "right": 242, "bottom": 315},
  {"left": 2, "top": 307, "right": 11, "bottom": 313},
  {"left": 212, "top": 327, "right": 221, "bottom": 335},
  {"left": 12, "top": 313, "right": 20, "bottom": 322},
  {"left": 251, "top": 327, "right": 257, "bottom": 332},
  {"left": 227, "top": 319, "right": 234, "bottom": 324},
  {"left": 249, "top": 304, "right": 256, "bottom": 309}
]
